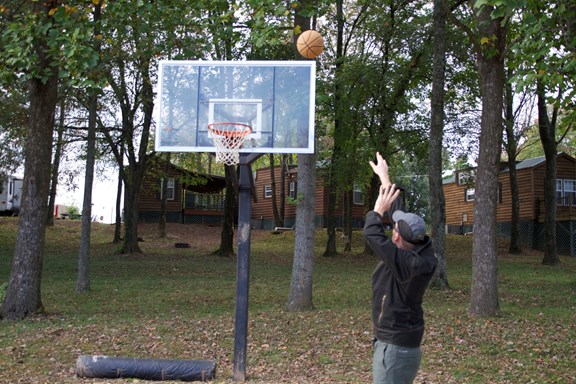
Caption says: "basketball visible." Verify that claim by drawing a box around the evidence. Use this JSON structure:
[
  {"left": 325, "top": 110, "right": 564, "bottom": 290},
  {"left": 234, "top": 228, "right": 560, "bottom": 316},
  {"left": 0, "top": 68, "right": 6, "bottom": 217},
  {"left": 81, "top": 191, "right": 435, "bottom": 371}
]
[{"left": 296, "top": 30, "right": 324, "bottom": 59}]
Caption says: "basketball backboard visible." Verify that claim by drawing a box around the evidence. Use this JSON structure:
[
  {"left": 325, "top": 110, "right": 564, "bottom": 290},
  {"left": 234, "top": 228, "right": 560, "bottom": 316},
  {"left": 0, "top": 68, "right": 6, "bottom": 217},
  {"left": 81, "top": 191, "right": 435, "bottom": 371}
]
[{"left": 155, "top": 60, "right": 316, "bottom": 154}]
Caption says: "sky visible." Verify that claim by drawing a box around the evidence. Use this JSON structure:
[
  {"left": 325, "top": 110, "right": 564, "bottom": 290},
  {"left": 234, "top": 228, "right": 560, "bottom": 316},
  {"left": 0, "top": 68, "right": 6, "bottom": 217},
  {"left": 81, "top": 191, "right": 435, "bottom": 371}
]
[{"left": 55, "top": 166, "right": 121, "bottom": 224}]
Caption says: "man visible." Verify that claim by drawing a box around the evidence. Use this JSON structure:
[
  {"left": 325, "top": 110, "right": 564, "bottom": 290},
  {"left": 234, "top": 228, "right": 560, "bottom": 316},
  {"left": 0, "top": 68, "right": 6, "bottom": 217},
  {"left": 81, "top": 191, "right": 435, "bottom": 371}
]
[{"left": 364, "top": 152, "right": 437, "bottom": 384}]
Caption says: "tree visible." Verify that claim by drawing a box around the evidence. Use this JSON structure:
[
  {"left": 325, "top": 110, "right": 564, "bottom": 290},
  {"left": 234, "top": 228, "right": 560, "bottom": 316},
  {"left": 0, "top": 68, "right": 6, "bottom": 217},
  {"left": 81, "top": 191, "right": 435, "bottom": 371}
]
[
  {"left": 320, "top": 0, "right": 433, "bottom": 256},
  {"left": 287, "top": 0, "right": 316, "bottom": 312},
  {"left": 536, "top": 81, "right": 561, "bottom": 265},
  {"left": 158, "top": 153, "right": 171, "bottom": 239},
  {"left": 0, "top": 82, "right": 27, "bottom": 174},
  {"left": 269, "top": 154, "right": 284, "bottom": 228},
  {"left": 2, "top": 74, "right": 58, "bottom": 319},
  {"left": 76, "top": 1, "right": 103, "bottom": 293},
  {"left": 514, "top": 0, "right": 576, "bottom": 266},
  {"left": 98, "top": 1, "right": 209, "bottom": 253},
  {"left": 287, "top": 152, "right": 316, "bottom": 311},
  {"left": 1, "top": 1, "right": 62, "bottom": 320},
  {"left": 214, "top": 164, "right": 236, "bottom": 258},
  {"left": 47, "top": 99, "right": 67, "bottom": 226},
  {"left": 1, "top": 1, "right": 98, "bottom": 320},
  {"left": 113, "top": 147, "right": 124, "bottom": 244},
  {"left": 448, "top": 0, "right": 509, "bottom": 317},
  {"left": 102, "top": 3, "right": 154, "bottom": 253},
  {"left": 502, "top": 72, "right": 536, "bottom": 255},
  {"left": 503, "top": 74, "right": 521, "bottom": 254},
  {"left": 323, "top": 0, "right": 345, "bottom": 258},
  {"left": 429, "top": 0, "right": 449, "bottom": 289}
]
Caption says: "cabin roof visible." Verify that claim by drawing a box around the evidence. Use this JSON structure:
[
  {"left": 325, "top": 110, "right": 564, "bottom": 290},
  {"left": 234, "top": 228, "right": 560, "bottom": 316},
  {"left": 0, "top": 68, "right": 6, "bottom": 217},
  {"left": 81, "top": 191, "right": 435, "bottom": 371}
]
[{"left": 442, "top": 153, "right": 575, "bottom": 185}]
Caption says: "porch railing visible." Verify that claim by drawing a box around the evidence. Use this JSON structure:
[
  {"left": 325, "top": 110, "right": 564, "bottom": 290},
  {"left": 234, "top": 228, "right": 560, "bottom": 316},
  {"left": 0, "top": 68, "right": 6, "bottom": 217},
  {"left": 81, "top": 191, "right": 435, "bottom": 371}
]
[
  {"left": 536, "top": 196, "right": 576, "bottom": 220},
  {"left": 185, "top": 192, "right": 225, "bottom": 211}
]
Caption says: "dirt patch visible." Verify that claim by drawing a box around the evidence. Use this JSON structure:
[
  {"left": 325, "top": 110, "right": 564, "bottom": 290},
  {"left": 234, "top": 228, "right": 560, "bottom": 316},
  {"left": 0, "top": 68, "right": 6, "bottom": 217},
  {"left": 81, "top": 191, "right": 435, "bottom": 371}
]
[
  {"left": 136, "top": 223, "right": 272, "bottom": 253},
  {"left": 139, "top": 222, "right": 222, "bottom": 242}
]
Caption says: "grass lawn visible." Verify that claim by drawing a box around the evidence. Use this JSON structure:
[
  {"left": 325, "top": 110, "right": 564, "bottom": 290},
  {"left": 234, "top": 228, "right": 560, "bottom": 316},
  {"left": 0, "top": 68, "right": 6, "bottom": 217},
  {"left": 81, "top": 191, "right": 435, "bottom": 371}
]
[{"left": 0, "top": 217, "right": 574, "bottom": 383}]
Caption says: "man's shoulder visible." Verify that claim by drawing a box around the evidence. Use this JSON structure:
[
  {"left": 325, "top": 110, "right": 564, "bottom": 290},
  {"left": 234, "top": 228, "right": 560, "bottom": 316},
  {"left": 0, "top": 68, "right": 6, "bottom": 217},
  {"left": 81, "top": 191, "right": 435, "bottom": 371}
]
[{"left": 409, "top": 240, "right": 437, "bottom": 269}]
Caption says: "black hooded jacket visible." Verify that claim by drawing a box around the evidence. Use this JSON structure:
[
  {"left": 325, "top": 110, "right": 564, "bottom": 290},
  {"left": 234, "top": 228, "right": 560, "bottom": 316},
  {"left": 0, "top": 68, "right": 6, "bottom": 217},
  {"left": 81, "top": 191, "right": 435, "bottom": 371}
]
[{"left": 363, "top": 198, "right": 437, "bottom": 348}]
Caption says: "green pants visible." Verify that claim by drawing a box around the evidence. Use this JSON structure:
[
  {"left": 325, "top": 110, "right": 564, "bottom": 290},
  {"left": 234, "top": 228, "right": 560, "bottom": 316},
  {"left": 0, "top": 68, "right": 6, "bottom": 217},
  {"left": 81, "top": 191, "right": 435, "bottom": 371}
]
[{"left": 372, "top": 340, "right": 421, "bottom": 384}]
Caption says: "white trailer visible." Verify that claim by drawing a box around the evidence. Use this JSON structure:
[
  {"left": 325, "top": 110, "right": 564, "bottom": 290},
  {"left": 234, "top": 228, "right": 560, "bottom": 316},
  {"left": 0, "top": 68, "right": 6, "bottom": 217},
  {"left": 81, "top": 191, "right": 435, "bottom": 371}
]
[{"left": 0, "top": 175, "right": 23, "bottom": 215}]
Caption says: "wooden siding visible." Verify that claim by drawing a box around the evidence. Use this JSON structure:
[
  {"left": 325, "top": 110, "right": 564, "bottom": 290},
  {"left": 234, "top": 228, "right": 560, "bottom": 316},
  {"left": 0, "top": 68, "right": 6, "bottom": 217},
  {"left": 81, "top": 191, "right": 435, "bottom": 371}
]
[
  {"left": 137, "top": 162, "right": 226, "bottom": 215},
  {"left": 139, "top": 165, "right": 183, "bottom": 213},
  {"left": 496, "top": 166, "right": 536, "bottom": 222},
  {"left": 252, "top": 166, "right": 325, "bottom": 219},
  {"left": 444, "top": 153, "right": 576, "bottom": 226},
  {"left": 535, "top": 155, "right": 576, "bottom": 221},
  {"left": 443, "top": 181, "right": 476, "bottom": 226},
  {"left": 251, "top": 166, "right": 367, "bottom": 223}
]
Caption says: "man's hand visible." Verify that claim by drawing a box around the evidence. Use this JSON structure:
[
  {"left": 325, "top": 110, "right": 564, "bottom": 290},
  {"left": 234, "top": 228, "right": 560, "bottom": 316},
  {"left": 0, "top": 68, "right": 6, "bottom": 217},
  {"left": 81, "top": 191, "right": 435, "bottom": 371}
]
[
  {"left": 373, "top": 184, "right": 400, "bottom": 217},
  {"left": 369, "top": 152, "right": 391, "bottom": 188}
]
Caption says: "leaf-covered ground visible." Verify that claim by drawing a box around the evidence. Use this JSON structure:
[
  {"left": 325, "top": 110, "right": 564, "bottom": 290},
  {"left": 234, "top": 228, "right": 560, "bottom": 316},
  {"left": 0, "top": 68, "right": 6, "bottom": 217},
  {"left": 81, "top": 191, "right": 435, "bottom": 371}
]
[{"left": 0, "top": 219, "right": 574, "bottom": 383}]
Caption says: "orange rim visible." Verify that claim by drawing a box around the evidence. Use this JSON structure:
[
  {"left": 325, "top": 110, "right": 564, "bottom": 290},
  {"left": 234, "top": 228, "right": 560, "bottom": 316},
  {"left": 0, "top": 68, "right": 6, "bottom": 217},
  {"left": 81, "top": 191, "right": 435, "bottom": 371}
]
[{"left": 208, "top": 122, "right": 252, "bottom": 138}]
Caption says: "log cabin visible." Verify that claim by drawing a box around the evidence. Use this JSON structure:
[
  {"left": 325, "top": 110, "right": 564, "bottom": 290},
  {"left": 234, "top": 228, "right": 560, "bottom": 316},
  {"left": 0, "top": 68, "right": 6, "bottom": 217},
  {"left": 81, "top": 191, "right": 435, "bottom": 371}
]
[
  {"left": 251, "top": 165, "right": 368, "bottom": 230},
  {"left": 137, "top": 161, "right": 226, "bottom": 225},
  {"left": 137, "top": 162, "right": 381, "bottom": 231},
  {"left": 443, "top": 153, "right": 576, "bottom": 256}
]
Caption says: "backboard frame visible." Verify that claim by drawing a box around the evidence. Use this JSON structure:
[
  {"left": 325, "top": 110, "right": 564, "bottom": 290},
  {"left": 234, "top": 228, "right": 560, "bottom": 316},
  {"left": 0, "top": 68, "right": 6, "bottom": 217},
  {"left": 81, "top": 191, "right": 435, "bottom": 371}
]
[{"left": 154, "top": 60, "right": 316, "bottom": 155}]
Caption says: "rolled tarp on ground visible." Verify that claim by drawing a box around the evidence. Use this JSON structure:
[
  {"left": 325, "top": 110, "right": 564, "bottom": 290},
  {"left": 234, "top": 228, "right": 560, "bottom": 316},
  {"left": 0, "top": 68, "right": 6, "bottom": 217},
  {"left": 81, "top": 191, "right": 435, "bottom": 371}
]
[{"left": 76, "top": 355, "right": 216, "bottom": 382}]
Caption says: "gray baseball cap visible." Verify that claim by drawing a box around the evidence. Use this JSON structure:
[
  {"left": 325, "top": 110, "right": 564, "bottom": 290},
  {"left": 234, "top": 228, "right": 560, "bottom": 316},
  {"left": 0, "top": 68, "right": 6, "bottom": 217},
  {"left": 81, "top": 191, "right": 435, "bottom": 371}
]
[{"left": 392, "top": 210, "right": 426, "bottom": 244}]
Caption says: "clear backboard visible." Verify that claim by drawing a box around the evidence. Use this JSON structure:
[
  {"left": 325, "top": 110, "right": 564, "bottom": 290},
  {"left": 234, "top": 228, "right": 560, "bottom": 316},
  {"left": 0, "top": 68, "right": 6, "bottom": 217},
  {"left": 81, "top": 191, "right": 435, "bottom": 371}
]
[{"left": 155, "top": 60, "right": 316, "bottom": 154}]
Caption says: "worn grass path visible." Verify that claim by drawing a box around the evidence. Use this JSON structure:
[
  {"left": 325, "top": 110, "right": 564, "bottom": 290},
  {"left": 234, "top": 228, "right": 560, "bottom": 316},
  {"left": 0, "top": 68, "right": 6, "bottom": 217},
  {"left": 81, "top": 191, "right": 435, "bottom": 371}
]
[{"left": 0, "top": 218, "right": 574, "bottom": 383}]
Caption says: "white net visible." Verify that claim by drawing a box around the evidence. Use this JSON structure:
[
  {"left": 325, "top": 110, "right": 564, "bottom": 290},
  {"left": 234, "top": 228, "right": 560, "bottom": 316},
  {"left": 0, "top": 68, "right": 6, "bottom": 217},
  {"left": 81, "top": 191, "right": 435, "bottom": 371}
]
[{"left": 208, "top": 123, "right": 252, "bottom": 166}]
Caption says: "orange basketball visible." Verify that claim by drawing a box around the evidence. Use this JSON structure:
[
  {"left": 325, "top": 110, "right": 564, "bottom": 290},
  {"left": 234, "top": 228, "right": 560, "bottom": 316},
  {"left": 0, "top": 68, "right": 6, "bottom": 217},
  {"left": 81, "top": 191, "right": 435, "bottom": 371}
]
[{"left": 296, "top": 30, "right": 324, "bottom": 59}]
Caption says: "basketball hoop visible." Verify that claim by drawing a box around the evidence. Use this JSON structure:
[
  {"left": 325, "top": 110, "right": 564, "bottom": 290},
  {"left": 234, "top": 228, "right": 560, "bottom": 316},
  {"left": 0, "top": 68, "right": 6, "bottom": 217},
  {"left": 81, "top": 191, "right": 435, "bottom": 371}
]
[{"left": 208, "top": 122, "right": 253, "bottom": 166}]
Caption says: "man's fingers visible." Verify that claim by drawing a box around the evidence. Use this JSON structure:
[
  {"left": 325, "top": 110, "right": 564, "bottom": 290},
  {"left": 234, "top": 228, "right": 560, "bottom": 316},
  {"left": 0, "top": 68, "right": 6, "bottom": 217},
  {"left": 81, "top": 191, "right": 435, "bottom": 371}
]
[{"left": 382, "top": 184, "right": 396, "bottom": 196}]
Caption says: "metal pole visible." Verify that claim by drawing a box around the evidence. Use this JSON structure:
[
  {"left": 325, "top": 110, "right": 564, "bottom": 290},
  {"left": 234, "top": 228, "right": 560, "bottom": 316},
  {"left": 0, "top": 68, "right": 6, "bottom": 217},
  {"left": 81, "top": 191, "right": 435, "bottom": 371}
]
[{"left": 232, "top": 155, "right": 252, "bottom": 381}]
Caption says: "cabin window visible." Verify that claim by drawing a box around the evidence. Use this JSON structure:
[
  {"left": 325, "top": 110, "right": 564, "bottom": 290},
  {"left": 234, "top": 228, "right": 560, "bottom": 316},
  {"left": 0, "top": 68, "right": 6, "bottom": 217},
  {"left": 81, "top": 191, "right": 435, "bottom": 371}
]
[
  {"left": 463, "top": 185, "right": 500, "bottom": 203},
  {"left": 561, "top": 179, "right": 576, "bottom": 206},
  {"left": 465, "top": 188, "right": 475, "bottom": 202},
  {"left": 264, "top": 185, "right": 272, "bottom": 198},
  {"left": 160, "top": 178, "right": 175, "bottom": 200},
  {"left": 289, "top": 181, "right": 297, "bottom": 199},
  {"left": 556, "top": 179, "right": 563, "bottom": 203},
  {"left": 353, "top": 185, "right": 363, "bottom": 205}
]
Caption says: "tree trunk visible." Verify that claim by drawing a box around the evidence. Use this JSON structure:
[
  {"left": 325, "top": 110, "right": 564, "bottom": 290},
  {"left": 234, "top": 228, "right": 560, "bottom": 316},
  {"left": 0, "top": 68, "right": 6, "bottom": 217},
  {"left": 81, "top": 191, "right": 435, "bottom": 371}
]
[
  {"left": 113, "top": 147, "right": 124, "bottom": 244},
  {"left": 362, "top": 175, "right": 379, "bottom": 257},
  {"left": 469, "top": 5, "right": 506, "bottom": 318},
  {"left": 77, "top": 89, "right": 97, "bottom": 292},
  {"left": 287, "top": 153, "right": 316, "bottom": 311},
  {"left": 118, "top": 53, "right": 154, "bottom": 254},
  {"left": 429, "top": 0, "right": 449, "bottom": 289},
  {"left": 507, "top": 159, "right": 522, "bottom": 253},
  {"left": 504, "top": 71, "right": 522, "bottom": 254},
  {"left": 158, "top": 153, "right": 170, "bottom": 239},
  {"left": 2, "top": 27, "right": 58, "bottom": 319},
  {"left": 121, "top": 175, "right": 143, "bottom": 254},
  {"left": 77, "top": 2, "right": 102, "bottom": 293},
  {"left": 118, "top": 120, "right": 151, "bottom": 254},
  {"left": 216, "top": 164, "right": 236, "bottom": 257},
  {"left": 537, "top": 79, "right": 560, "bottom": 266},
  {"left": 287, "top": 2, "right": 315, "bottom": 311},
  {"left": 323, "top": 0, "right": 344, "bottom": 257},
  {"left": 324, "top": 177, "right": 338, "bottom": 256},
  {"left": 343, "top": 189, "right": 352, "bottom": 252},
  {"left": 280, "top": 154, "right": 287, "bottom": 222},
  {"left": 47, "top": 101, "right": 66, "bottom": 226},
  {"left": 269, "top": 154, "right": 283, "bottom": 227}
]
